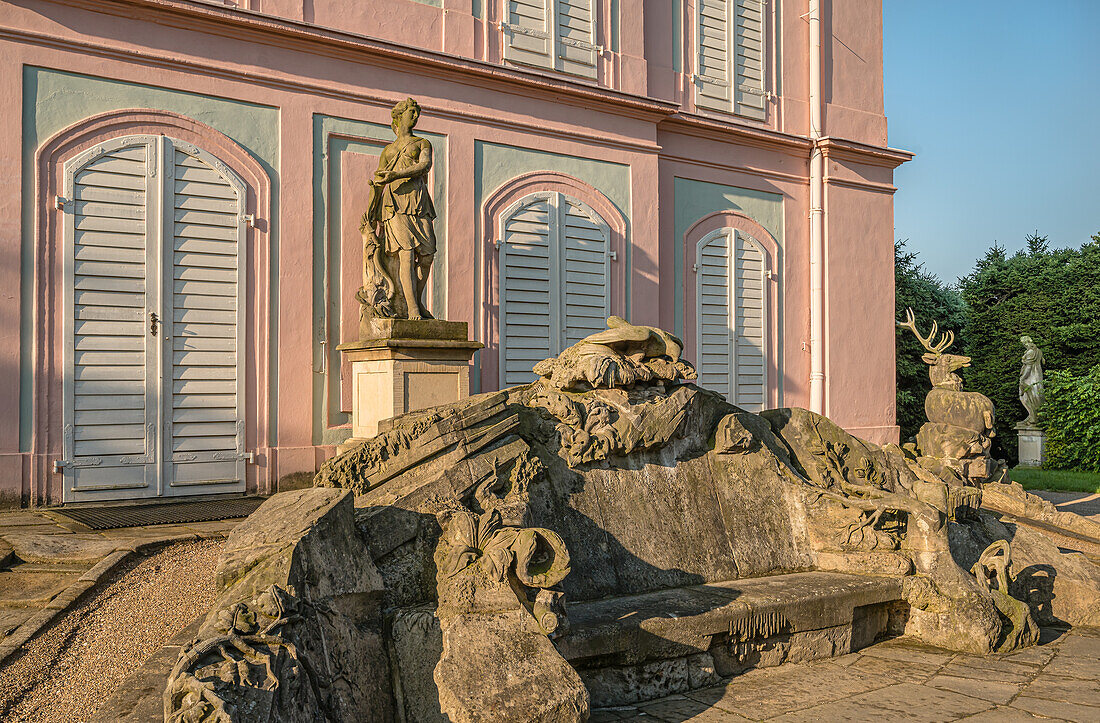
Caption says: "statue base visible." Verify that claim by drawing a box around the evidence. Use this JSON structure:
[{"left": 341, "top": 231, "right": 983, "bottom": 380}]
[
  {"left": 336, "top": 319, "right": 482, "bottom": 453},
  {"left": 1015, "top": 423, "right": 1046, "bottom": 467}
]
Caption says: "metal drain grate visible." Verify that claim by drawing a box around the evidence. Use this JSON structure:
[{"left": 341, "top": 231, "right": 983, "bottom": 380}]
[{"left": 53, "top": 497, "right": 265, "bottom": 530}]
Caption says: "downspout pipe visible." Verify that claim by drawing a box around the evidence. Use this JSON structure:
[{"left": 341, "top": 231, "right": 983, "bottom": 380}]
[{"left": 808, "top": 0, "right": 826, "bottom": 414}]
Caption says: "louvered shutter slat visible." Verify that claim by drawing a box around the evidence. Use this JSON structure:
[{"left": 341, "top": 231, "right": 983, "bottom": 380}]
[
  {"left": 696, "top": 0, "right": 731, "bottom": 111},
  {"left": 500, "top": 196, "right": 555, "bottom": 386},
  {"left": 696, "top": 0, "right": 767, "bottom": 119},
  {"left": 555, "top": 0, "right": 598, "bottom": 79},
  {"left": 500, "top": 192, "right": 612, "bottom": 387},
  {"left": 733, "top": 0, "right": 767, "bottom": 119},
  {"left": 732, "top": 231, "right": 767, "bottom": 410},
  {"left": 168, "top": 147, "right": 242, "bottom": 462},
  {"left": 562, "top": 200, "right": 609, "bottom": 344}
]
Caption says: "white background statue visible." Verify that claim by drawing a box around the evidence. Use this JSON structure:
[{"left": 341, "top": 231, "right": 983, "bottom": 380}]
[{"left": 1019, "top": 336, "right": 1045, "bottom": 425}]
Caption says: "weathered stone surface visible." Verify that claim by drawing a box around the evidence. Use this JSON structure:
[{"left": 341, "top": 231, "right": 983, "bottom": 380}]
[
  {"left": 163, "top": 488, "right": 393, "bottom": 723},
  {"left": 358, "top": 98, "right": 438, "bottom": 322},
  {"left": 897, "top": 309, "right": 1000, "bottom": 484},
  {"left": 431, "top": 508, "right": 588, "bottom": 722},
  {"left": 436, "top": 609, "right": 589, "bottom": 722},
  {"left": 297, "top": 319, "right": 1099, "bottom": 718},
  {"left": 948, "top": 510, "right": 1100, "bottom": 628},
  {"left": 532, "top": 316, "right": 695, "bottom": 391},
  {"left": 981, "top": 480, "right": 1100, "bottom": 541},
  {"left": 0, "top": 569, "right": 81, "bottom": 605},
  {"left": 390, "top": 607, "right": 445, "bottom": 723},
  {"left": 360, "top": 318, "right": 468, "bottom": 342},
  {"left": 1, "top": 532, "right": 119, "bottom": 564}
]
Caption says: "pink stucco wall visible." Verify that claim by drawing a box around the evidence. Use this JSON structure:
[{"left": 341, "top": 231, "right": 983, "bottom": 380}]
[{"left": 0, "top": 0, "right": 909, "bottom": 506}]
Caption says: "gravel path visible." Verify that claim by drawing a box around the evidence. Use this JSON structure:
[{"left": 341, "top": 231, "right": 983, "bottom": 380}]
[{"left": 0, "top": 539, "right": 223, "bottom": 722}]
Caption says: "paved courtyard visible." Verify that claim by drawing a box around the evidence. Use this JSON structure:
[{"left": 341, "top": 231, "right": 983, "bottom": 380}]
[
  {"left": 595, "top": 627, "right": 1100, "bottom": 722},
  {"left": 1031, "top": 490, "right": 1100, "bottom": 521}
]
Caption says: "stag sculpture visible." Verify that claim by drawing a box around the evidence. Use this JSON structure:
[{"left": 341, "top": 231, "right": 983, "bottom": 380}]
[{"left": 897, "top": 308, "right": 998, "bottom": 483}]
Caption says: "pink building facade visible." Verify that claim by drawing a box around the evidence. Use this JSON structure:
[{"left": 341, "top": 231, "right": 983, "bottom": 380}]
[{"left": 0, "top": 0, "right": 910, "bottom": 506}]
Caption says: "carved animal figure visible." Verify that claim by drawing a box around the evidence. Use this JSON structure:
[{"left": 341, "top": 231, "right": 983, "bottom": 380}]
[
  {"left": 897, "top": 309, "right": 995, "bottom": 435},
  {"left": 926, "top": 388, "right": 995, "bottom": 437},
  {"left": 897, "top": 308, "right": 967, "bottom": 390},
  {"left": 915, "top": 422, "right": 989, "bottom": 461}
]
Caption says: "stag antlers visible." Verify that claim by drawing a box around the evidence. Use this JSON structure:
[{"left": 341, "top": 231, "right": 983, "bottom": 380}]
[{"left": 897, "top": 308, "right": 954, "bottom": 357}]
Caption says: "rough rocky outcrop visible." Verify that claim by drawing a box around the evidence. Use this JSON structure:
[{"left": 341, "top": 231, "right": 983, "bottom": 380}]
[
  {"left": 163, "top": 488, "right": 393, "bottom": 722},
  {"left": 313, "top": 317, "right": 1096, "bottom": 717},
  {"left": 138, "top": 317, "right": 1100, "bottom": 722}
]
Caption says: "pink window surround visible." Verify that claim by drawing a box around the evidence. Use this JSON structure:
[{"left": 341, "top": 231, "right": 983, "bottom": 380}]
[
  {"left": 682, "top": 210, "right": 780, "bottom": 409},
  {"left": 481, "top": 0, "right": 621, "bottom": 89},
  {"left": 479, "top": 171, "right": 627, "bottom": 392},
  {"left": 30, "top": 109, "right": 273, "bottom": 505}
]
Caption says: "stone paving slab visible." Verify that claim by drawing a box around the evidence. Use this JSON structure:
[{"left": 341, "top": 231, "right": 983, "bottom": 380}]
[
  {"left": 0, "top": 570, "right": 82, "bottom": 606},
  {"left": 601, "top": 628, "right": 1100, "bottom": 722},
  {"left": 0, "top": 609, "right": 32, "bottom": 638},
  {"left": 2, "top": 532, "right": 122, "bottom": 565}
]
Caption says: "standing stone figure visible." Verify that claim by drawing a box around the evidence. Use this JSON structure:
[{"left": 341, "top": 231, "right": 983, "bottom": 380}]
[
  {"left": 358, "top": 97, "right": 436, "bottom": 320},
  {"left": 1019, "top": 336, "right": 1045, "bottom": 424}
]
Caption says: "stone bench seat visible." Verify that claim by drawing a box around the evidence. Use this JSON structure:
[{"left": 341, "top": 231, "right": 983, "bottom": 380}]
[{"left": 555, "top": 570, "right": 906, "bottom": 706}]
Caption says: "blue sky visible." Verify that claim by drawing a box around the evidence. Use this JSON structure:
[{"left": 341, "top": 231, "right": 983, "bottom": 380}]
[{"left": 883, "top": 1, "right": 1100, "bottom": 283}]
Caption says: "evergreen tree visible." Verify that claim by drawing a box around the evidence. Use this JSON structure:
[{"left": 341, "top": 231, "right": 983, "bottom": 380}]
[{"left": 958, "top": 233, "right": 1100, "bottom": 462}]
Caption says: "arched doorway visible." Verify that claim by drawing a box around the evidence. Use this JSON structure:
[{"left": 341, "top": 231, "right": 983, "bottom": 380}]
[{"left": 60, "top": 134, "right": 248, "bottom": 501}]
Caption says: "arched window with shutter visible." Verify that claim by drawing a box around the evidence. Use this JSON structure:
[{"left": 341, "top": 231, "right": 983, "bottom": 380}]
[
  {"left": 695, "top": 227, "right": 768, "bottom": 410},
  {"left": 498, "top": 191, "right": 611, "bottom": 386},
  {"left": 60, "top": 134, "right": 248, "bottom": 501}
]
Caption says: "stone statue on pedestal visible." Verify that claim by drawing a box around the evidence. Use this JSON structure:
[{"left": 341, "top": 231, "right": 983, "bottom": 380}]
[
  {"left": 339, "top": 99, "right": 479, "bottom": 447},
  {"left": 1019, "top": 336, "right": 1045, "bottom": 425},
  {"left": 358, "top": 97, "right": 436, "bottom": 321}
]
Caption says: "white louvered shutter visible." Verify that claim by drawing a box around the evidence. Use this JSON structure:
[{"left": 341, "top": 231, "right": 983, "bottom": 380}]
[
  {"left": 561, "top": 197, "right": 610, "bottom": 346},
  {"left": 732, "top": 0, "right": 767, "bottom": 119},
  {"left": 165, "top": 141, "right": 246, "bottom": 488},
  {"left": 696, "top": 0, "right": 732, "bottom": 112},
  {"left": 696, "top": 0, "right": 767, "bottom": 119},
  {"left": 64, "top": 137, "right": 160, "bottom": 494},
  {"left": 696, "top": 230, "right": 732, "bottom": 398},
  {"left": 499, "top": 192, "right": 613, "bottom": 387},
  {"left": 500, "top": 194, "right": 557, "bottom": 386},
  {"left": 732, "top": 231, "right": 766, "bottom": 409},
  {"left": 61, "top": 135, "right": 247, "bottom": 501},
  {"left": 555, "top": 0, "right": 599, "bottom": 79},
  {"left": 504, "top": 0, "right": 553, "bottom": 69},
  {"left": 695, "top": 229, "right": 768, "bottom": 409}
]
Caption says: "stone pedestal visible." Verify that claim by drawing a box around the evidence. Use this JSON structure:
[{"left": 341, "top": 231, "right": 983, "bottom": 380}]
[
  {"left": 1016, "top": 424, "right": 1046, "bottom": 467},
  {"left": 336, "top": 319, "right": 482, "bottom": 452}
]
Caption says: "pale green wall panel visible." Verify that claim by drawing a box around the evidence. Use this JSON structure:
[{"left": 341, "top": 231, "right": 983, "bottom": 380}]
[
  {"left": 19, "top": 67, "right": 279, "bottom": 451},
  {"left": 311, "top": 115, "right": 447, "bottom": 444},
  {"left": 474, "top": 141, "right": 631, "bottom": 393},
  {"left": 476, "top": 142, "right": 631, "bottom": 222}
]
